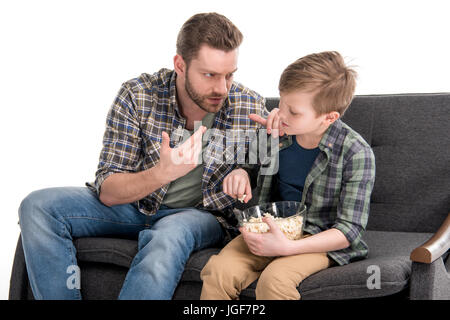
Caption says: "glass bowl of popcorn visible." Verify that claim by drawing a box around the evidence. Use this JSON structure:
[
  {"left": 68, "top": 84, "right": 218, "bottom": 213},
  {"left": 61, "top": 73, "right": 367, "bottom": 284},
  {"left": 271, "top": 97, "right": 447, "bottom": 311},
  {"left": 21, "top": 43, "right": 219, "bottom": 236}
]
[{"left": 235, "top": 201, "right": 307, "bottom": 240}]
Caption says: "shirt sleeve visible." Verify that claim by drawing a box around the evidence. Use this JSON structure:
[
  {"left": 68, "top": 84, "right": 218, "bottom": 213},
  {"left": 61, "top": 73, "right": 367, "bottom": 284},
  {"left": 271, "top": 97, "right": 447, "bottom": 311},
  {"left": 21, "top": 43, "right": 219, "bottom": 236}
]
[
  {"left": 92, "top": 84, "right": 142, "bottom": 195},
  {"left": 332, "top": 145, "right": 376, "bottom": 245}
]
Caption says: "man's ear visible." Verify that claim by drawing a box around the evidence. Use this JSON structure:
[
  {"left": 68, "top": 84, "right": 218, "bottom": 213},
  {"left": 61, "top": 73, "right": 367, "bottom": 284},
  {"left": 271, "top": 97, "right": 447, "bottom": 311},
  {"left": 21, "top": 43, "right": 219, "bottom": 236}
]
[
  {"left": 325, "top": 111, "right": 340, "bottom": 125},
  {"left": 173, "top": 54, "right": 186, "bottom": 76}
]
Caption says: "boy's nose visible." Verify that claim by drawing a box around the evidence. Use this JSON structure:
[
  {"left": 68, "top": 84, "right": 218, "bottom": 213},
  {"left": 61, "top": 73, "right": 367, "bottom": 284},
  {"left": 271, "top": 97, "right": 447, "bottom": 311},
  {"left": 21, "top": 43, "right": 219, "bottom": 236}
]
[{"left": 278, "top": 107, "right": 287, "bottom": 121}]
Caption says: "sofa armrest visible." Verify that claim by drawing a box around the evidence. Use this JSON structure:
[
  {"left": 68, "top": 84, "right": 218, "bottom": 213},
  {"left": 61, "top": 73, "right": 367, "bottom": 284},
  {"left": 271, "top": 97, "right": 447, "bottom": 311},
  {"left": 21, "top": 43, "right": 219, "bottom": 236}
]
[
  {"left": 410, "top": 213, "right": 450, "bottom": 263},
  {"left": 410, "top": 255, "right": 450, "bottom": 300}
]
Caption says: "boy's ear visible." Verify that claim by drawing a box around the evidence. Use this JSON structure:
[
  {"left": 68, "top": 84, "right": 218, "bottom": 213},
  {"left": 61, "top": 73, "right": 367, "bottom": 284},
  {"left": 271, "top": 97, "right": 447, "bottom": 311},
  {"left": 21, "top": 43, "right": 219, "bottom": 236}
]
[
  {"left": 173, "top": 54, "right": 186, "bottom": 76},
  {"left": 325, "top": 111, "right": 340, "bottom": 125}
]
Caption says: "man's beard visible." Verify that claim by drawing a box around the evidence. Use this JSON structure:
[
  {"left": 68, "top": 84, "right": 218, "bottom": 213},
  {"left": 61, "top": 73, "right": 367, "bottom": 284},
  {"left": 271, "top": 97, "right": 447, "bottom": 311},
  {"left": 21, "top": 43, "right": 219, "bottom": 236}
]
[{"left": 185, "top": 70, "right": 226, "bottom": 113}]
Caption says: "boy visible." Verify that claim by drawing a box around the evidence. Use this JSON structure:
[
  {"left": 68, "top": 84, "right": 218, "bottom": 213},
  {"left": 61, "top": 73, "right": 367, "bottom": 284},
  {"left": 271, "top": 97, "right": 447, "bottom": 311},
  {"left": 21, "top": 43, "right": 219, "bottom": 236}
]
[{"left": 200, "top": 51, "right": 376, "bottom": 300}]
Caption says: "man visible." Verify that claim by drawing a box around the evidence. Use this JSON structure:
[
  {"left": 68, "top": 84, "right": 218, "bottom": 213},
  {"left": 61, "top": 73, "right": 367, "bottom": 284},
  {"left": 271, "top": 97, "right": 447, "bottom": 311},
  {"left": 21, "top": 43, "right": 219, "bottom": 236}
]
[{"left": 18, "top": 12, "right": 267, "bottom": 299}]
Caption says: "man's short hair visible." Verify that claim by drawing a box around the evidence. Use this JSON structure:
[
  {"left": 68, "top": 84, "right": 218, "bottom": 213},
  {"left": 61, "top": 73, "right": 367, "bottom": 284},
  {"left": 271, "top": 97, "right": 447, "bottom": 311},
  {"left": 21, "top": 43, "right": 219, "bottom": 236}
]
[
  {"left": 176, "top": 12, "right": 243, "bottom": 65},
  {"left": 279, "top": 51, "right": 357, "bottom": 116}
]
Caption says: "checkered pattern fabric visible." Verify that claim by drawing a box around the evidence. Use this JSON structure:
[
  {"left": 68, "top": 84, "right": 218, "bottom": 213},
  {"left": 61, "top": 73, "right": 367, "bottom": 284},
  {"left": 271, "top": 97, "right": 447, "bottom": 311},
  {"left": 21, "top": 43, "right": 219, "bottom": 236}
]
[
  {"left": 86, "top": 69, "right": 268, "bottom": 241},
  {"left": 256, "top": 120, "right": 376, "bottom": 265}
]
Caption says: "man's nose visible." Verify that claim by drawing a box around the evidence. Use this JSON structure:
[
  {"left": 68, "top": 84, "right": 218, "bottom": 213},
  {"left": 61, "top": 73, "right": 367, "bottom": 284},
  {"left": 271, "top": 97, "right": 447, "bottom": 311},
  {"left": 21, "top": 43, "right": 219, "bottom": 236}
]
[{"left": 214, "top": 77, "right": 228, "bottom": 96}]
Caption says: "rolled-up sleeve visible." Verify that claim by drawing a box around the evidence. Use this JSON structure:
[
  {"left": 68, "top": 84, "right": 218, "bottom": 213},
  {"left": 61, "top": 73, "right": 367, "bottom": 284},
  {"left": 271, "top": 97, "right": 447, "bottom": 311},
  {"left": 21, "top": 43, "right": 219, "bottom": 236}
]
[
  {"left": 333, "top": 145, "right": 376, "bottom": 245},
  {"left": 91, "top": 84, "right": 142, "bottom": 195}
]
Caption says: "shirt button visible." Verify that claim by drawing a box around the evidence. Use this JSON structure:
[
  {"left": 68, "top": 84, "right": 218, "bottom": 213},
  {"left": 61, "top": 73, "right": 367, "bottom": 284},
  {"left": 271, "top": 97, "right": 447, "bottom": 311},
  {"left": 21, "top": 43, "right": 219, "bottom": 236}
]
[{"left": 328, "top": 143, "right": 333, "bottom": 147}]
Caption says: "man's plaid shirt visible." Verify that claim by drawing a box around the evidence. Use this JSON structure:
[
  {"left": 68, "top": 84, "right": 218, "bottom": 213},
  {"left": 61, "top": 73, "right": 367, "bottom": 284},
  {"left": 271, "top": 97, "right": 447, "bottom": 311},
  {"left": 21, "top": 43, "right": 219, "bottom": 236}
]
[
  {"left": 86, "top": 68, "right": 268, "bottom": 240},
  {"left": 256, "top": 120, "right": 376, "bottom": 265}
]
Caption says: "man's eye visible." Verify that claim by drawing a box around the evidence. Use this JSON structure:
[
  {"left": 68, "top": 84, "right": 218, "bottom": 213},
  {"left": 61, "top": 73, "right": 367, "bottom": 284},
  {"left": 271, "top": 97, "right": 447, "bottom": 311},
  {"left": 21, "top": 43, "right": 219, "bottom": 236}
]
[
  {"left": 205, "top": 73, "right": 213, "bottom": 77},
  {"left": 226, "top": 73, "right": 234, "bottom": 80}
]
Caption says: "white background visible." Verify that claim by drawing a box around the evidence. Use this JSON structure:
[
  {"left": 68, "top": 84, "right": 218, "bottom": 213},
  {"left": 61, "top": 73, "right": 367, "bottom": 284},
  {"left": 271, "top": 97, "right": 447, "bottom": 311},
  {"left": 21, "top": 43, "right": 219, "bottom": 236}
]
[{"left": 1, "top": 0, "right": 449, "bottom": 299}]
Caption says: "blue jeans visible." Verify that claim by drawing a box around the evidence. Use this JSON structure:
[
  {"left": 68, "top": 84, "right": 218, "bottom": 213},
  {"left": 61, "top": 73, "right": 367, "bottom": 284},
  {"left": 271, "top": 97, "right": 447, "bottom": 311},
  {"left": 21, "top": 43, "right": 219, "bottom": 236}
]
[{"left": 18, "top": 187, "right": 224, "bottom": 299}]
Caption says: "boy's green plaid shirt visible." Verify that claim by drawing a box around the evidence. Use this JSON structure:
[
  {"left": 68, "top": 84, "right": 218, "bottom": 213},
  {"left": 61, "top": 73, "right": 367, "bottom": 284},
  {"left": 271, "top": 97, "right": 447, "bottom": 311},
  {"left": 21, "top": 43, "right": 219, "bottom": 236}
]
[{"left": 256, "top": 120, "right": 376, "bottom": 265}]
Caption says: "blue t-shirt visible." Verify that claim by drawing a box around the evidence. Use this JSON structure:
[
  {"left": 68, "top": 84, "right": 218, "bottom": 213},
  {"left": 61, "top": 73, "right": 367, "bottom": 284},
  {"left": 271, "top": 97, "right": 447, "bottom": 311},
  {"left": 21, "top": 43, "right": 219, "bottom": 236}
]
[{"left": 278, "top": 137, "right": 320, "bottom": 202}]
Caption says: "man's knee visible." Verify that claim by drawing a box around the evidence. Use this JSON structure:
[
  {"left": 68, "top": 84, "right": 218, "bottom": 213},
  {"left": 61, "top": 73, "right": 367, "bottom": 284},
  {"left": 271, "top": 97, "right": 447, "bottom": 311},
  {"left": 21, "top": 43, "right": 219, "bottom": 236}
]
[
  {"left": 18, "top": 187, "right": 88, "bottom": 232},
  {"left": 18, "top": 188, "right": 56, "bottom": 228}
]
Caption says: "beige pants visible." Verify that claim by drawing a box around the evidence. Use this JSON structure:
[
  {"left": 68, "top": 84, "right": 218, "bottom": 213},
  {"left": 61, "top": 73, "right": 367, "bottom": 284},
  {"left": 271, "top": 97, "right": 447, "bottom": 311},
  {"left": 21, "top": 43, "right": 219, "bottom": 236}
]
[{"left": 200, "top": 234, "right": 332, "bottom": 300}]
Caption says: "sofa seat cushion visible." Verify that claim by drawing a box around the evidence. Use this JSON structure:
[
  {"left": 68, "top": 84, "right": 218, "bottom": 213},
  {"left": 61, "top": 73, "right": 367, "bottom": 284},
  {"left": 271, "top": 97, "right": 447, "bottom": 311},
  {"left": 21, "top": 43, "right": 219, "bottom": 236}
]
[
  {"left": 74, "top": 230, "right": 432, "bottom": 299},
  {"left": 74, "top": 237, "right": 138, "bottom": 268},
  {"left": 73, "top": 236, "right": 223, "bottom": 276}
]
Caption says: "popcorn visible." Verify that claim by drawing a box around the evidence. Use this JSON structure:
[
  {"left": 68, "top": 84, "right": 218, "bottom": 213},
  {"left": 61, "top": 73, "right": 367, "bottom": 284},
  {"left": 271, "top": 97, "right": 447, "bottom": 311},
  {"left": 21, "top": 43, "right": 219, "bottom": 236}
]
[{"left": 242, "top": 213, "right": 304, "bottom": 240}]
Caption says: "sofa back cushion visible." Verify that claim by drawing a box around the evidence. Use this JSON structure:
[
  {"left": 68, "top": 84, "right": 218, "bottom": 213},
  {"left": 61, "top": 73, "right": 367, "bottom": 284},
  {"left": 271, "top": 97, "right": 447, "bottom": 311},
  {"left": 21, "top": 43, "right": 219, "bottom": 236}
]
[{"left": 265, "top": 94, "right": 450, "bottom": 233}]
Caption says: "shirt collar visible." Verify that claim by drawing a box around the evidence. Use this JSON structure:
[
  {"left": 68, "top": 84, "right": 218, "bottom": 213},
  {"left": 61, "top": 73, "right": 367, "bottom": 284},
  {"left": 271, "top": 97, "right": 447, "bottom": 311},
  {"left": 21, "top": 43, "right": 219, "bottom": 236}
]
[
  {"left": 318, "top": 119, "right": 343, "bottom": 152},
  {"left": 278, "top": 119, "right": 343, "bottom": 152},
  {"left": 168, "top": 71, "right": 182, "bottom": 117}
]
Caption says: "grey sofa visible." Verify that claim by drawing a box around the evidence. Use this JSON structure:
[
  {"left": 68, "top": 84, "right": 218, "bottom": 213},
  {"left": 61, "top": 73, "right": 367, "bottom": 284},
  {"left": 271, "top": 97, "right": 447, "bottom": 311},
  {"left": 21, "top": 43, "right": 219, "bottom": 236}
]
[{"left": 9, "top": 93, "right": 450, "bottom": 300}]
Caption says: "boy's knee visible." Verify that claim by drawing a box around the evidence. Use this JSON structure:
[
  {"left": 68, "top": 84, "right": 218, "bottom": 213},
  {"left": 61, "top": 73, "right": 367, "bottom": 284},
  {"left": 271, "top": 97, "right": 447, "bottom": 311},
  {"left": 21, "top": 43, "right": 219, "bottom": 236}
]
[
  {"left": 255, "top": 269, "right": 300, "bottom": 300},
  {"left": 201, "top": 255, "right": 228, "bottom": 279},
  {"left": 201, "top": 254, "right": 243, "bottom": 299},
  {"left": 201, "top": 254, "right": 242, "bottom": 288},
  {"left": 255, "top": 269, "right": 276, "bottom": 293}
]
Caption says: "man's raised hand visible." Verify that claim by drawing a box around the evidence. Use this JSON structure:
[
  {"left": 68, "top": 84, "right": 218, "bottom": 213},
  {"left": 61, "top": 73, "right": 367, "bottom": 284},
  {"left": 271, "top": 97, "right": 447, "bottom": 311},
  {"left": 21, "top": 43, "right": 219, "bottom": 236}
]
[{"left": 156, "top": 126, "right": 207, "bottom": 183}]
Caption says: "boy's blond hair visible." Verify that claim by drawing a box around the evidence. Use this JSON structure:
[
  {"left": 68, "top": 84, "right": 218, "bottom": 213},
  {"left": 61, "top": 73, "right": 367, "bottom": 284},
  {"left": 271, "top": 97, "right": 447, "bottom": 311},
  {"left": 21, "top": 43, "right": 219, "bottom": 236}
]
[{"left": 279, "top": 51, "right": 357, "bottom": 116}]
